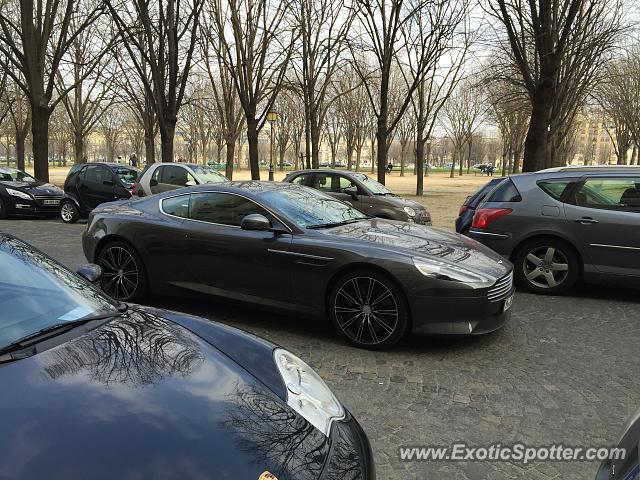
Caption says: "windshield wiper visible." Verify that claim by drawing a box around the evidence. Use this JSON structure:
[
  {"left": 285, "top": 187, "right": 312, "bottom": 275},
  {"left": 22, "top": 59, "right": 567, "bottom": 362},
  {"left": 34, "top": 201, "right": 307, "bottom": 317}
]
[
  {"left": 0, "top": 305, "right": 126, "bottom": 360},
  {"left": 307, "top": 218, "right": 366, "bottom": 229}
]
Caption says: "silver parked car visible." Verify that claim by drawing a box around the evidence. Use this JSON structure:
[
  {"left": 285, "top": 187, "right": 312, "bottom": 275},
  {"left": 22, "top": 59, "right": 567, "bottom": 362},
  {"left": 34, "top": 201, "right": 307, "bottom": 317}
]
[
  {"left": 135, "top": 163, "right": 227, "bottom": 197},
  {"left": 467, "top": 166, "right": 640, "bottom": 294}
]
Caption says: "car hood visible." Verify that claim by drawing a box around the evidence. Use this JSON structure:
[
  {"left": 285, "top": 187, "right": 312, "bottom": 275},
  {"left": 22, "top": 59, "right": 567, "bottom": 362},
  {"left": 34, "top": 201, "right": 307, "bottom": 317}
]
[
  {"left": 375, "top": 194, "right": 425, "bottom": 210},
  {"left": 323, "top": 219, "right": 510, "bottom": 279},
  {"left": 0, "top": 309, "right": 329, "bottom": 480},
  {"left": 0, "top": 180, "right": 63, "bottom": 196}
]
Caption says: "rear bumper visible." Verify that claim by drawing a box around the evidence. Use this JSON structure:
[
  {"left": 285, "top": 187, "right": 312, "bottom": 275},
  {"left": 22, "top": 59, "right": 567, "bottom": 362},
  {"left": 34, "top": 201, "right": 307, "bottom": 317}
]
[{"left": 321, "top": 411, "right": 376, "bottom": 479}]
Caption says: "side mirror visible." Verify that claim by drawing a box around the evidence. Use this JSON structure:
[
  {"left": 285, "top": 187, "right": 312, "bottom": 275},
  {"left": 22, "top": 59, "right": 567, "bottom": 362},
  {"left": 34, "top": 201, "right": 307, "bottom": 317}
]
[
  {"left": 344, "top": 186, "right": 359, "bottom": 200},
  {"left": 241, "top": 214, "right": 272, "bottom": 231},
  {"left": 185, "top": 180, "right": 197, "bottom": 187},
  {"left": 76, "top": 264, "right": 103, "bottom": 283}
]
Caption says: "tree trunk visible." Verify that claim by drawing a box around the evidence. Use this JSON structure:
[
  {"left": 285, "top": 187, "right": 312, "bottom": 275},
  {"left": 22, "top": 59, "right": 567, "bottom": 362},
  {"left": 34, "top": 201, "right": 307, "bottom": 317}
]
[
  {"left": 225, "top": 139, "right": 235, "bottom": 180},
  {"left": 311, "top": 116, "right": 321, "bottom": 169},
  {"left": 246, "top": 118, "right": 260, "bottom": 180},
  {"left": 400, "top": 143, "right": 406, "bottom": 177},
  {"left": 15, "top": 130, "right": 26, "bottom": 171},
  {"left": 632, "top": 144, "right": 637, "bottom": 165},
  {"left": 160, "top": 120, "right": 176, "bottom": 163},
  {"left": 347, "top": 146, "right": 354, "bottom": 170},
  {"left": 522, "top": 83, "right": 553, "bottom": 172},
  {"left": 415, "top": 138, "right": 424, "bottom": 196},
  {"left": 356, "top": 147, "right": 362, "bottom": 171},
  {"left": 31, "top": 104, "right": 51, "bottom": 182},
  {"left": 375, "top": 122, "right": 387, "bottom": 183},
  {"left": 449, "top": 152, "right": 456, "bottom": 178},
  {"left": 74, "top": 131, "right": 85, "bottom": 164}
]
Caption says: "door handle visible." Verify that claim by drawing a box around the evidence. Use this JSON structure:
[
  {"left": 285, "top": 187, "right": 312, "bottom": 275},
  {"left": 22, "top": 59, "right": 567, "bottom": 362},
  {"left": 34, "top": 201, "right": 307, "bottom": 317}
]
[{"left": 576, "top": 217, "right": 599, "bottom": 225}]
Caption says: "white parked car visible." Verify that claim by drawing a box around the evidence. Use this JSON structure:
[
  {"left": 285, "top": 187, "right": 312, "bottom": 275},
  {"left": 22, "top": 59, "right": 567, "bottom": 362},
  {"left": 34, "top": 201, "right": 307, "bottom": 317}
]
[{"left": 135, "top": 163, "right": 228, "bottom": 197}]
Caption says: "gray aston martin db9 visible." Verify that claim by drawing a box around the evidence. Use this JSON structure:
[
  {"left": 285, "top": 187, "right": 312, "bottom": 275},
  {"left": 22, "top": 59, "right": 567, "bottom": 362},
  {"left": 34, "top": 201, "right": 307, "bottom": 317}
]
[{"left": 82, "top": 182, "right": 514, "bottom": 349}]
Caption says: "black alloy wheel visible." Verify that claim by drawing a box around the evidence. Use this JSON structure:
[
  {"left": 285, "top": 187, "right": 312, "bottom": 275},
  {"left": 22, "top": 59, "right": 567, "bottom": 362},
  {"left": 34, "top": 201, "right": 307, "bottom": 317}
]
[
  {"left": 329, "top": 270, "right": 409, "bottom": 350},
  {"left": 97, "top": 242, "right": 147, "bottom": 301}
]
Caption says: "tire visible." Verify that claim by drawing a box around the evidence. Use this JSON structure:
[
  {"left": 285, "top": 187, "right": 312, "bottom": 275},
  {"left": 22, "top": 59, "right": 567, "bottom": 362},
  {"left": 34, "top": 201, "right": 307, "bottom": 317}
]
[
  {"left": 60, "top": 200, "right": 80, "bottom": 224},
  {"left": 513, "top": 238, "right": 579, "bottom": 294},
  {"left": 0, "top": 198, "right": 7, "bottom": 219},
  {"left": 329, "top": 269, "right": 409, "bottom": 350},
  {"left": 96, "top": 241, "right": 148, "bottom": 302}
]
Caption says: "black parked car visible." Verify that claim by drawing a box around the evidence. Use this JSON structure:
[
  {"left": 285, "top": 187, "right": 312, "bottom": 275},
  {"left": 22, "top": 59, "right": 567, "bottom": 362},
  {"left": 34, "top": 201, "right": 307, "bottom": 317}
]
[
  {"left": 283, "top": 169, "right": 431, "bottom": 225},
  {"left": 455, "top": 177, "right": 505, "bottom": 234},
  {"left": 0, "top": 167, "right": 64, "bottom": 218},
  {"left": 83, "top": 182, "right": 513, "bottom": 350},
  {"left": 0, "top": 234, "right": 374, "bottom": 479},
  {"left": 468, "top": 166, "right": 640, "bottom": 294},
  {"left": 60, "top": 162, "right": 139, "bottom": 223}
]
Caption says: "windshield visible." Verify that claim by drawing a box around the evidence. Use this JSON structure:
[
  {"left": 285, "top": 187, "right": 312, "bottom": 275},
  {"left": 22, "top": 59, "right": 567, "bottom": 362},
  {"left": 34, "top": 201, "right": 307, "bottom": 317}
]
[
  {"left": 0, "top": 237, "right": 119, "bottom": 350},
  {"left": 261, "top": 187, "right": 368, "bottom": 228},
  {"left": 112, "top": 167, "right": 138, "bottom": 187},
  {"left": 192, "top": 166, "right": 227, "bottom": 184},
  {"left": 353, "top": 173, "right": 393, "bottom": 195},
  {"left": 0, "top": 168, "right": 36, "bottom": 183}
]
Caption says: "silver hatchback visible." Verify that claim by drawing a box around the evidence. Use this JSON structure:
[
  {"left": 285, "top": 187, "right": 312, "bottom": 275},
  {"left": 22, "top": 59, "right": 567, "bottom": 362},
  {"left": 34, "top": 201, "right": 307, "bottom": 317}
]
[
  {"left": 136, "top": 163, "right": 228, "bottom": 197},
  {"left": 467, "top": 166, "right": 640, "bottom": 294}
]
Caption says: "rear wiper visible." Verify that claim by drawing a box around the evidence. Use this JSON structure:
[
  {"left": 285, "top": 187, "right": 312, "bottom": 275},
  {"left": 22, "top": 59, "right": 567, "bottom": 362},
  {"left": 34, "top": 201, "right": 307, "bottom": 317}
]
[
  {"left": 0, "top": 305, "right": 126, "bottom": 360},
  {"left": 307, "top": 218, "right": 365, "bottom": 229}
]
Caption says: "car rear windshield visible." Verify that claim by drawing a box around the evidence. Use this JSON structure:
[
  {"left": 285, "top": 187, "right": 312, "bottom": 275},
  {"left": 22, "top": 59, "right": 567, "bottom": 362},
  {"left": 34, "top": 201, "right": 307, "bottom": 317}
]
[
  {"left": 191, "top": 166, "right": 227, "bottom": 184},
  {"left": 111, "top": 167, "right": 139, "bottom": 187},
  {"left": 486, "top": 178, "right": 521, "bottom": 202},
  {"left": 467, "top": 178, "right": 504, "bottom": 207},
  {"left": 538, "top": 179, "right": 574, "bottom": 201}
]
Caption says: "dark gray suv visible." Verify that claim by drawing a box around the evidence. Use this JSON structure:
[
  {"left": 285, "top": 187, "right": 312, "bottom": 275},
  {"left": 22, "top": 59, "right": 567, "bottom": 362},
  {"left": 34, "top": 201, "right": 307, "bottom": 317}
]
[
  {"left": 468, "top": 166, "right": 640, "bottom": 294},
  {"left": 283, "top": 169, "right": 431, "bottom": 225}
]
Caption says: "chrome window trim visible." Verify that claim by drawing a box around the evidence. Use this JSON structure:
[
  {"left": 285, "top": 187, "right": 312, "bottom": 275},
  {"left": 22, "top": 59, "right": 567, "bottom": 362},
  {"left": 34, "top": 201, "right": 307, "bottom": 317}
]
[{"left": 159, "top": 190, "right": 293, "bottom": 233}]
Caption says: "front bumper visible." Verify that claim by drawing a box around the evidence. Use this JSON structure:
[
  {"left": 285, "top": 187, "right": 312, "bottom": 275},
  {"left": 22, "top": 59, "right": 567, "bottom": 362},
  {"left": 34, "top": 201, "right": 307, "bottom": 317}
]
[
  {"left": 321, "top": 411, "right": 376, "bottom": 479},
  {"left": 467, "top": 228, "right": 515, "bottom": 257},
  {"left": 6, "top": 197, "right": 61, "bottom": 216}
]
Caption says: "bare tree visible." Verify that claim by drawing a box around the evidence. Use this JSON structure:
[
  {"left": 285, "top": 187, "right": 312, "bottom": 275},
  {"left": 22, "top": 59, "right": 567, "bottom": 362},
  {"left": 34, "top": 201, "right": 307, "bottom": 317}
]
[
  {"left": 324, "top": 103, "right": 342, "bottom": 168},
  {"left": 293, "top": 0, "right": 353, "bottom": 168},
  {"left": 395, "top": 110, "right": 414, "bottom": 177},
  {"left": 106, "top": 0, "right": 203, "bottom": 163},
  {"left": 487, "top": 0, "right": 624, "bottom": 171},
  {"left": 0, "top": 0, "right": 107, "bottom": 180},
  {"left": 101, "top": 108, "right": 124, "bottom": 162},
  {"left": 5, "top": 78, "right": 29, "bottom": 170},
  {"left": 273, "top": 90, "right": 300, "bottom": 170},
  {"left": 209, "top": 0, "right": 295, "bottom": 179},
  {"left": 335, "top": 68, "right": 370, "bottom": 170}
]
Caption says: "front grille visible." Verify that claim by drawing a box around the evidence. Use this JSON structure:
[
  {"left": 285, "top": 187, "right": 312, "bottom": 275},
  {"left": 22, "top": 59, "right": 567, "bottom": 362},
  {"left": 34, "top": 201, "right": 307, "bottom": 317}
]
[
  {"left": 33, "top": 195, "right": 63, "bottom": 200},
  {"left": 487, "top": 272, "right": 513, "bottom": 302}
]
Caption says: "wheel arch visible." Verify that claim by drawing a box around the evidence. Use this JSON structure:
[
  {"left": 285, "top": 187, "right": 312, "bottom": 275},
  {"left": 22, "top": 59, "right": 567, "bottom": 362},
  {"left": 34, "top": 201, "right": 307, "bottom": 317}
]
[
  {"left": 509, "top": 233, "right": 584, "bottom": 278},
  {"left": 94, "top": 234, "right": 150, "bottom": 295},
  {"left": 324, "top": 262, "right": 413, "bottom": 331}
]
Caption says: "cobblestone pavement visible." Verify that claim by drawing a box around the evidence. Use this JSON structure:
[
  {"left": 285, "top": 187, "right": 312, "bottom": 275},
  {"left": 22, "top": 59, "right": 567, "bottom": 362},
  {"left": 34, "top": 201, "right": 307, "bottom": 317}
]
[{"left": 2, "top": 218, "right": 639, "bottom": 480}]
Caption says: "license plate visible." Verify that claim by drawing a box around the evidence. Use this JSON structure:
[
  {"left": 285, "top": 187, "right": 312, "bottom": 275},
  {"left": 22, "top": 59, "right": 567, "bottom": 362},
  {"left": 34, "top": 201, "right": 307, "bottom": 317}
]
[
  {"left": 42, "top": 199, "right": 60, "bottom": 205},
  {"left": 503, "top": 294, "right": 514, "bottom": 312}
]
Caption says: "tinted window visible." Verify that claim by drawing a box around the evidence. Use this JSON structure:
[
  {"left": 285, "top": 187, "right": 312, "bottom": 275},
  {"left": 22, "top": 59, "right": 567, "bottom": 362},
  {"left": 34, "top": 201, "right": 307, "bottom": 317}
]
[
  {"left": 467, "top": 178, "right": 504, "bottom": 208},
  {"left": 191, "top": 166, "right": 227, "bottom": 184},
  {"left": 310, "top": 173, "right": 336, "bottom": 192},
  {"left": 189, "top": 192, "right": 270, "bottom": 226},
  {"left": 289, "top": 174, "right": 310, "bottom": 186},
  {"left": 574, "top": 177, "right": 640, "bottom": 212},
  {"left": 84, "top": 165, "right": 112, "bottom": 184},
  {"left": 161, "top": 165, "right": 194, "bottom": 186},
  {"left": 487, "top": 178, "right": 521, "bottom": 202},
  {"left": 162, "top": 195, "right": 190, "bottom": 218},
  {"left": 111, "top": 166, "right": 138, "bottom": 186},
  {"left": 0, "top": 236, "right": 118, "bottom": 350},
  {"left": 538, "top": 179, "right": 573, "bottom": 201}
]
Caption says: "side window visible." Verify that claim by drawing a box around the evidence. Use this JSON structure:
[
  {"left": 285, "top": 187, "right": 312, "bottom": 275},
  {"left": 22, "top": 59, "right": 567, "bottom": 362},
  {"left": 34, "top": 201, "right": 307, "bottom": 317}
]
[
  {"left": 189, "top": 192, "right": 270, "bottom": 226},
  {"left": 310, "top": 173, "right": 333, "bottom": 192},
  {"left": 290, "top": 174, "right": 308, "bottom": 186},
  {"left": 162, "top": 194, "right": 190, "bottom": 218},
  {"left": 574, "top": 178, "right": 640, "bottom": 212},
  {"left": 338, "top": 176, "right": 356, "bottom": 192},
  {"left": 538, "top": 179, "right": 573, "bottom": 201},
  {"left": 84, "top": 165, "right": 112, "bottom": 185},
  {"left": 161, "top": 165, "right": 189, "bottom": 186},
  {"left": 152, "top": 166, "right": 162, "bottom": 183}
]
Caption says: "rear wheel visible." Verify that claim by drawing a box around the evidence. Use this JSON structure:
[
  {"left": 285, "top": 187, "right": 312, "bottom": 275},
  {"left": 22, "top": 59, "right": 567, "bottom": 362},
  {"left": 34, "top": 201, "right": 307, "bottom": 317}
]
[
  {"left": 96, "top": 241, "right": 147, "bottom": 302},
  {"left": 60, "top": 200, "right": 79, "bottom": 224},
  {"left": 329, "top": 270, "right": 409, "bottom": 350},
  {"left": 513, "top": 238, "right": 579, "bottom": 294}
]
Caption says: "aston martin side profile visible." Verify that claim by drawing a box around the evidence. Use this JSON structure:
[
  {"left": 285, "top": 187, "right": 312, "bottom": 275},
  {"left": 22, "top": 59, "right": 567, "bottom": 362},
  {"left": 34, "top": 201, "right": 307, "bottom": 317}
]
[
  {"left": 0, "top": 234, "right": 374, "bottom": 479},
  {"left": 82, "top": 182, "right": 514, "bottom": 350}
]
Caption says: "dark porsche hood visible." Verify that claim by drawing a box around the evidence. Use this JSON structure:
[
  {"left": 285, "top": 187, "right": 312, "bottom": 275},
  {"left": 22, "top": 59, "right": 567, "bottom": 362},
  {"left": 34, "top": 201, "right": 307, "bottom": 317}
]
[
  {"left": 0, "top": 180, "right": 62, "bottom": 196},
  {"left": 323, "top": 219, "right": 510, "bottom": 279},
  {"left": 0, "top": 310, "right": 328, "bottom": 480}
]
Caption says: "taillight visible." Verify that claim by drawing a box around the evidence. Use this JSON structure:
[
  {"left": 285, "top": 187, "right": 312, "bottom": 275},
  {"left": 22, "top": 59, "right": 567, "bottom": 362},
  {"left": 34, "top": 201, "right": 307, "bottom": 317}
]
[
  {"left": 131, "top": 183, "right": 139, "bottom": 196},
  {"left": 472, "top": 208, "right": 512, "bottom": 229},
  {"left": 458, "top": 205, "right": 468, "bottom": 216}
]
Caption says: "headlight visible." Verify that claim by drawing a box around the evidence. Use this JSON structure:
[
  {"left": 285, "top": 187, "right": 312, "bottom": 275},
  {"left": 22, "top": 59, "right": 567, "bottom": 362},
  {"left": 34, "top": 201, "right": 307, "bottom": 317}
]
[
  {"left": 403, "top": 206, "right": 416, "bottom": 217},
  {"left": 274, "top": 348, "right": 344, "bottom": 436},
  {"left": 413, "top": 257, "right": 492, "bottom": 285},
  {"left": 6, "top": 188, "right": 32, "bottom": 200}
]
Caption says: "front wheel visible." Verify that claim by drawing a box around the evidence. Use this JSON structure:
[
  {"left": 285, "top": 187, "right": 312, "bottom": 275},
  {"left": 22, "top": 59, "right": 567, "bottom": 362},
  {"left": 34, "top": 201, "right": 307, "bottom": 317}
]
[
  {"left": 329, "top": 270, "right": 409, "bottom": 350},
  {"left": 513, "top": 238, "right": 579, "bottom": 294},
  {"left": 96, "top": 241, "right": 148, "bottom": 302},
  {"left": 60, "top": 200, "right": 80, "bottom": 224}
]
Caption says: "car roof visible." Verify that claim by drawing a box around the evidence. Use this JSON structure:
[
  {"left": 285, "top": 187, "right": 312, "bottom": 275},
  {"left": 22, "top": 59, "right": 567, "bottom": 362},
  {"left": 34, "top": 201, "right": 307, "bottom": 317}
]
[
  {"left": 537, "top": 165, "right": 640, "bottom": 173},
  {"left": 166, "top": 180, "right": 304, "bottom": 196},
  {"left": 286, "top": 169, "right": 365, "bottom": 177}
]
